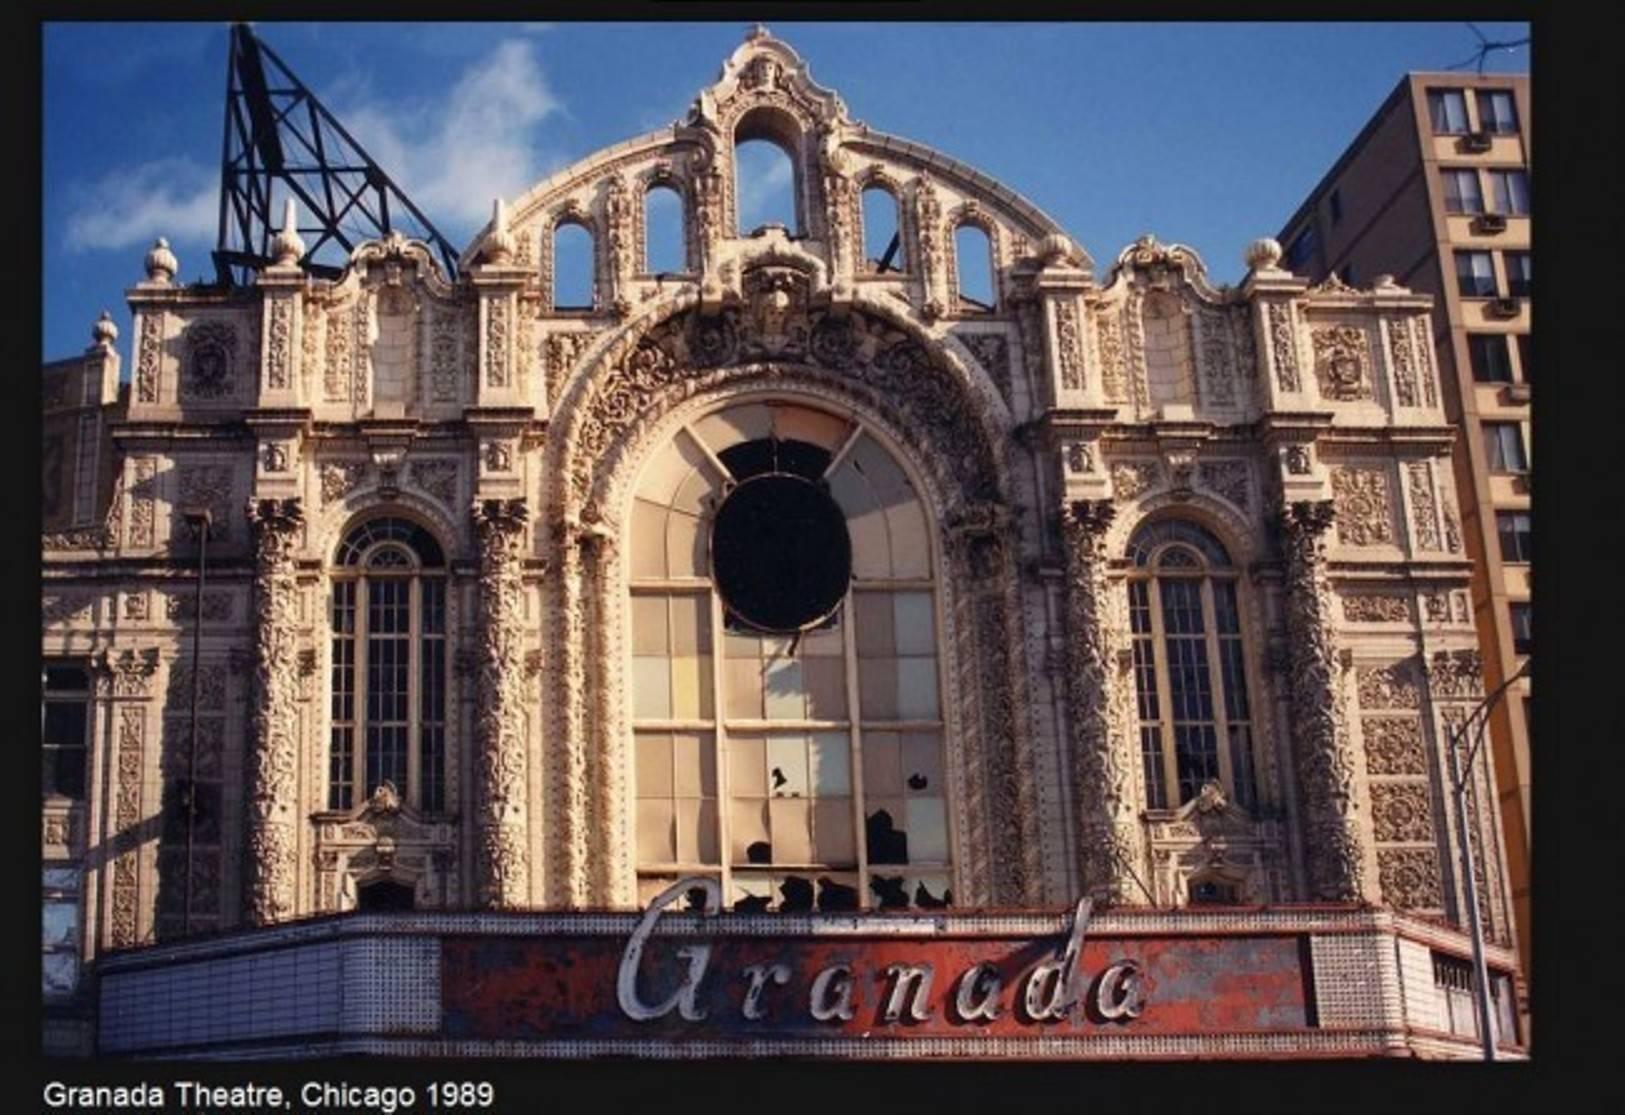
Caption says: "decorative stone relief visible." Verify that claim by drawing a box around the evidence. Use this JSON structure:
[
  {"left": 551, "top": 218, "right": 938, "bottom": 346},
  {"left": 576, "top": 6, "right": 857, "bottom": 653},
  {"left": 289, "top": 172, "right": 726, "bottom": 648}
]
[
  {"left": 1055, "top": 301, "right": 1083, "bottom": 391},
  {"left": 110, "top": 706, "right": 145, "bottom": 947},
  {"left": 411, "top": 460, "right": 459, "bottom": 510},
  {"left": 546, "top": 332, "right": 595, "bottom": 406},
  {"left": 263, "top": 442, "right": 290, "bottom": 473},
  {"left": 472, "top": 498, "right": 531, "bottom": 909},
  {"left": 1197, "top": 308, "right": 1235, "bottom": 406},
  {"left": 604, "top": 175, "right": 634, "bottom": 314},
  {"left": 1198, "top": 461, "right": 1249, "bottom": 510},
  {"left": 1106, "top": 461, "right": 1157, "bottom": 501},
  {"left": 324, "top": 301, "right": 354, "bottom": 402},
  {"left": 1378, "top": 847, "right": 1442, "bottom": 910},
  {"left": 1267, "top": 302, "right": 1299, "bottom": 393},
  {"left": 265, "top": 298, "right": 294, "bottom": 390},
  {"left": 485, "top": 298, "right": 511, "bottom": 388},
  {"left": 176, "top": 464, "right": 235, "bottom": 541},
  {"left": 164, "top": 591, "right": 233, "bottom": 623},
  {"left": 1341, "top": 593, "right": 1408, "bottom": 623},
  {"left": 913, "top": 176, "right": 945, "bottom": 319},
  {"left": 1356, "top": 661, "right": 1421, "bottom": 710},
  {"left": 429, "top": 312, "right": 461, "bottom": 402},
  {"left": 962, "top": 333, "right": 1012, "bottom": 406},
  {"left": 1311, "top": 325, "right": 1372, "bottom": 401},
  {"left": 1422, "top": 591, "right": 1450, "bottom": 623},
  {"left": 128, "top": 458, "right": 157, "bottom": 548},
  {"left": 1370, "top": 784, "right": 1434, "bottom": 843},
  {"left": 1276, "top": 500, "right": 1366, "bottom": 901},
  {"left": 123, "top": 593, "right": 149, "bottom": 621},
  {"left": 1406, "top": 462, "right": 1441, "bottom": 551},
  {"left": 166, "top": 662, "right": 227, "bottom": 712},
  {"left": 1441, "top": 491, "right": 1463, "bottom": 554},
  {"left": 1361, "top": 716, "right": 1427, "bottom": 775},
  {"left": 136, "top": 312, "right": 162, "bottom": 404},
  {"left": 1330, "top": 466, "right": 1393, "bottom": 547},
  {"left": 1063, "top": 499, "right": 1146, "bottom": 904},
  {"left": 245, "top": 497, "right": 305, "bottom": 925},
  {"left": 1064, "top": 442, "right": 1092, "bottom": 475},
  {"left": 92, "top": 647, "right": 160, "bottom": 698},
  {"left": 1284, "top": 445, "right": 1312, "bottom": 476},
  {"left": 1387, "top": 319, "right": 1419, "bottom": 407},
  {"left": 300, "top": 295, "right": 323, "bottom": 395},
  {"left": 1094, "top": 306, "right": 1126, "bottom": 404},
  {"left": 484, "top": 441, "right": 515, "bottom": 474},
  {"left": 1413, "top": 316, "right": 1438, "bottom": 408},
  {"left": 181, "top": 320, "right": 240, "bottom": 400},
  {"left": 43, "top": 593, "right": 94, "bottom": 625},
  {"left": 1428, "top": 649, "right": 1484, "bottom": 701},
  {"left": 320, "top": 461, "right": 368, "bottom": 506}
]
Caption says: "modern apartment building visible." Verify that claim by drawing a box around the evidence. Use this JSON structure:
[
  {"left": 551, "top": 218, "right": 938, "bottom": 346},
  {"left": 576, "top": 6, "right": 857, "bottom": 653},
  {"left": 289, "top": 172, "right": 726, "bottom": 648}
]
[{"left": 1277, "top": 72, "right": 1532, "bottom": 993}]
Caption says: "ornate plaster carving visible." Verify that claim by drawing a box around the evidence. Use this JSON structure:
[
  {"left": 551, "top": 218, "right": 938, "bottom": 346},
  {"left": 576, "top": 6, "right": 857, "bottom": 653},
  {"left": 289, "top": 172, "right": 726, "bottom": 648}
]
[
  {"left": 181, "top": 319, "right": 241, "bottom": 400},
  {"left": 1311, "top": 325, "right": 1372, "bottom": 401},
  {"left": 1378, "top": 847, "right": 1442, "bottom": 910},
  {"left": 1267, "top": 302, "right": 1299, "bottom": 393},
  {"left": 1361, "top": 716, "right": 1427, "bottom": 776},
  {"left": 1356, "top": 660, "right": 1421, "bottom": 710},
  {"left": 1341, "top": 593, "right": 1408, "bottom": 624},
  {"left": 1406, "top": 462, "right": 1441, "bottom": 551},
  {"left": 1330, "top": 466, "right": 1393, "bottom": 547}
]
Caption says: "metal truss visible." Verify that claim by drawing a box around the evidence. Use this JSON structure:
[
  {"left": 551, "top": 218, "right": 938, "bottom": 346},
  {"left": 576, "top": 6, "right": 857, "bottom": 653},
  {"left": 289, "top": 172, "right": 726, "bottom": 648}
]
[{"left": 213, "top": 23, "right": 459, "bottom": 286}]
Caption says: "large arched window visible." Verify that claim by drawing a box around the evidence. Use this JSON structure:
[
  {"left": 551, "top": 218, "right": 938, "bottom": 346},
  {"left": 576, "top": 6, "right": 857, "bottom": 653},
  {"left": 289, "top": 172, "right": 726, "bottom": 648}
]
[
  {"left": 1125, "top": 519, "right": 1258, "bottom": 812},
  {"left": 329, "top": 516, "right": 448, "bottom": 813},
  {"left": 629, "top": 401, "right": 952, "bottom": 913}
]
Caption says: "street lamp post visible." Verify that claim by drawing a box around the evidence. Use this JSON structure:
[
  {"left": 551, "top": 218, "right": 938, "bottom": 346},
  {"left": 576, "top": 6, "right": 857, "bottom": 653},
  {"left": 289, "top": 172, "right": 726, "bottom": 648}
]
[
  {"left": 1446, "top": 656, "right": 1529, "bottom": 1062},
  {"left": 180, "top": 508, "right": 213, "bottom": 937}
]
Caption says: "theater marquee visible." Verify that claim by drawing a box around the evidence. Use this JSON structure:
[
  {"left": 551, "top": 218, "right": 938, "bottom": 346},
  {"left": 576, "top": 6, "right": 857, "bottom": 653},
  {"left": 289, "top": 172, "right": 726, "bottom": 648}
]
[{"left": 96, "top": 877, "right": 1523, "bottom": 1059}]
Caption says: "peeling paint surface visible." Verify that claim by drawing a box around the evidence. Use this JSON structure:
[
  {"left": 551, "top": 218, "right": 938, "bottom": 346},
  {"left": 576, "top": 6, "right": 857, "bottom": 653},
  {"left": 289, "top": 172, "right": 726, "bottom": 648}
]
[{"left": 442, "top": 927, "right": 1308, "bottom": 1042}]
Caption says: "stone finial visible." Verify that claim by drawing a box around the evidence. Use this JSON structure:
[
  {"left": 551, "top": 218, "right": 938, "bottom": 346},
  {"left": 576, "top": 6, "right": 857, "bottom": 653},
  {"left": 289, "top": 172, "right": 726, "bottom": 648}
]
[
  {"left": 746, "top": 23, "right": 770, "bottom": 41},
  {"left": 91, "top": 310, "right": 118, "bottom": 348},
  {"left": 271, "top": 198, "right": 306, "bottom": 266},
  {"left": 1244, "top": 237, "right": 1283, "bottom": 273},
  {"left": 482, "top": 197, "right": 515, "bottom": 264},
  {"left": 144, "top": 237, "right": 178, "bottom": 284},
  {"left": 1037, "top": 233, "right": 1082, "bottom": 268}
]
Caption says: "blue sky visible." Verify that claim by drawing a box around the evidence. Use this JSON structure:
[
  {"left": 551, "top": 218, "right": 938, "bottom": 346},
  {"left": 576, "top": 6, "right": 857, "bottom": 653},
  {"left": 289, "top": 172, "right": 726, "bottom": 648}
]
[{"left": 41, "top": 21, "right": 1529, "bottom": 362}]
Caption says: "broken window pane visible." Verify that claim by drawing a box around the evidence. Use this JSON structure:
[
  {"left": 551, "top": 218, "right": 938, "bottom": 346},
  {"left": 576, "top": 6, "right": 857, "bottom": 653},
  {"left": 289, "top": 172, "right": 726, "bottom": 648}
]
[
  {"left": 729, "top": 797, "right": 770, "bottom": 864},
  {"left": 766, "top": 734, "right": 809, "bottom": 796},
  {"left": 900, "top": 732, "right": 942, "bottom": 794},
  {"left": 866, "top": 803, "right": 909, "bottom": 864},
  {"left": 908, "top": 873, "right": 953, "bottom": 909}
]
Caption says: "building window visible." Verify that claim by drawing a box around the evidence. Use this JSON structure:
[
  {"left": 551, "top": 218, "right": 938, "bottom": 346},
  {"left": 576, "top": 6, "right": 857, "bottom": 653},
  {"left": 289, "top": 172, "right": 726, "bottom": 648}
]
[
  {"left": 1125, "top": 520, "right": 1258, "bottom": 812},
  {"left": 1434, "top": 953, "right": 1511, "bottom": 1041},
  {"left": 1284, "top": 225, "right": 1318, "bottom": 272},
  {"left": 1488, "top": 170, "right": 1530, "bottom": 216},
  {"left": 1441, "top": 169, "right": 1484, "bottom": 215},
  {"left": 329, "top": 517, "right": 448, "bottom": 813},
  {"left": 631, "top": 402, "right": 952, "bottom": 912},
  {"left": 1515, "top": 333, "right": 1531, "bottom": 382},
  {"left": 1482, "top": 422, "right": 1527, "bottom": 473},
  {"left": 1477, "top": 90, "right": 1518, "bottom": 134},
  {"left": 42, "top": 663, "right": 90, "bottom": 800},
  {"left": 1427, "top": 89, "right": 1470, "bottom": 134},
  {"left": 1328, "top": 188, "right": 1343, "bottom": 225},
  {"left": 953, "top": 223, "right": 995, "bottom": 311},
  {"left": 861, "top": 185, "right": 906, "bottom": 273},
  {"left": 43, "top": 865, "right": 81, "bottom": 999},
  {"left": 1510, "top": 602, "right": 1532, "bottom": 655},
  {"left": 552, "top": 221, "right": 595, "bottom": 311},
  {"left": 1496, "top": 511, "right": 1532, "bottom": 563},
  {"left": 1455, "top": 251, "right": 1498, "bottom": 298},
  {"left": 1503, "top": 252, "right": 1531, "bottom": 298},
  {"left": 643, "top": 184, "right": 686, "bottom": 275},
  {"left": 1467, "top": 334, "right": 1513, "bottom": 383}
]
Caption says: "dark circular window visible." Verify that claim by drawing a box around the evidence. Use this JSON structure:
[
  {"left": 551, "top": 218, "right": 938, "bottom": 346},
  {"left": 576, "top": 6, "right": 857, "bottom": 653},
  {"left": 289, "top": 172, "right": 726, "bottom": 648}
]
[{"left": 711, "top": 472, "right": 851, "bottom": 633}]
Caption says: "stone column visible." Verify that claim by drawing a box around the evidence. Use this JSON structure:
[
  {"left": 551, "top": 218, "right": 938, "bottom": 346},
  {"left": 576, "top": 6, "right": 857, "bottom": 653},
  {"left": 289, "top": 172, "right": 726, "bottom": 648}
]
[
  {"left": 1062, "top": 499, "right": 1147, "bottom": 905},
  {"left": 244, "top": 497, "right": 304, "bottom": 925},
  {"left": 1278, "top": 499, "right": 1368, "bottom": 901},
  {"left": 472, "top": 497, "right": 531, "bottom": 908}
]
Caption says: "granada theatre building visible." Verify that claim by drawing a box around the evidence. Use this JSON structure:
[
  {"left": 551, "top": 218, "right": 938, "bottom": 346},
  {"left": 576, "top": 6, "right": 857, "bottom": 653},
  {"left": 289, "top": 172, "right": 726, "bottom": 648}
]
[{"left": 42, "top": 28, "right": 1524, "bottom": 1059}]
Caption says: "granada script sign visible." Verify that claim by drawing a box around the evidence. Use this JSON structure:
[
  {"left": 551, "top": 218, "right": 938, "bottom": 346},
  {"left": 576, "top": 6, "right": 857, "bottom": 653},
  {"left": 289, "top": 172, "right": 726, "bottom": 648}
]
[{"left": 442, "top": 878, "right": 1311, "bottom": 1051}]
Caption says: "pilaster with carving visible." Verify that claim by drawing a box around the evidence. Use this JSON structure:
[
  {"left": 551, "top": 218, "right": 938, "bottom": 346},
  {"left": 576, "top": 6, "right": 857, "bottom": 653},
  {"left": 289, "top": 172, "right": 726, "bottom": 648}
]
[
  {"left": 472, "top": 498, "right": 532, "bottom": 908},
  {"left": 1062, "top": 499, "right": 1147, "bottom": 904},
  {"left": 1277, "top": 500, "right": 1369, "bottom": 901},
  {"left": 244, "top": 498, "right": 304, "bottom": 925}
]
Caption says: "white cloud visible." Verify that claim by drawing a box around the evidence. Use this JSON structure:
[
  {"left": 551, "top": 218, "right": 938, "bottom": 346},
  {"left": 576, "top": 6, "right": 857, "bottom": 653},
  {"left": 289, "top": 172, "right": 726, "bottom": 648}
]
[
  {"left": 63, "top": 157, "right": 218, "bottom": 253},
  {"left": 327, "top": 38, "right": 563, "bottom": 242}
]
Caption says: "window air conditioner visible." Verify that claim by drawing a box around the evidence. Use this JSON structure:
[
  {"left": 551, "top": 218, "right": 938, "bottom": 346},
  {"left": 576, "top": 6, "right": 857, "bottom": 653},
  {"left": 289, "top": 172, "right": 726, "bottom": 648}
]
[
  {"left": 1462, "top": 132, "right": 1493, "bottom": 153},
  {"left": 1473, "top": 213, "right": 1508, "bottom": 234},
  {"left": 1487, "top": 297, "right": 1520, "bottom": 319}
]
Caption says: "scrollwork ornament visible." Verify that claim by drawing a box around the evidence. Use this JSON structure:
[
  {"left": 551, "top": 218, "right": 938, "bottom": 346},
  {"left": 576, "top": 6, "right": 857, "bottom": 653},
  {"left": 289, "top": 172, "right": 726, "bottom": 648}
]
[
  {"left": 1311, "top": 325, "right": 1372, "bottom": 401},
  {"left": 1330, "top": 466, "right": 1393, "bottom": 546},
  {"left": 472, "top": 498, "right": 531, "bottom": 908},
  {"left": 1055, "top": 301, "right": 1084, "bottom": 391},
  {"left": 245, "top": 497, "right": 304, "bottom": 925},
  {"left": 137, "top": 312, "right": 162, "bottom": 403},
  {"left": 1276, "top": 499, "right": 1367, "bottom": 900},
  {"left": 1062, "top": 499, "right": 1145, "bottom": 904},
  {"left": 266, "top": 297, "right": 294, "bottom": 390},
  {"left": 1387, "top": 319, "right": 1419, "bottom": 407},
  {"left": 1267, "top": 302, "right": 1300, "bottom": 393}
]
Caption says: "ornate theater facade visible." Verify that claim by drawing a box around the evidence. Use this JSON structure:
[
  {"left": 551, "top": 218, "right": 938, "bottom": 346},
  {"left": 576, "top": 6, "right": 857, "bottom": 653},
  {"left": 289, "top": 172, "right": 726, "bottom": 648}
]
[{"left": 42, "top": 30, "right": 1523, "bottom": 1058}]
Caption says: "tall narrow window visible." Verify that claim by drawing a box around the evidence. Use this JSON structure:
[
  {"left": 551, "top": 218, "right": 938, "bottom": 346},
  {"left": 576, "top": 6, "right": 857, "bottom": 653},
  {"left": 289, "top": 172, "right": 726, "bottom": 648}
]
[
  {"left": 1441, "top": 169, "right": 1484, "bottom": 214},
  {"left": 1482, "top": 422, "right": 1527, "bottom": 473},
  {"left": 632, "top": 402, "right": 951, "bottom": 912},
  {"left": 1468, "top": 334, "right": 1513, "bottom": 383},
  {"left": 1488, "top": 170, "right": 1530, "bottom": 216},
  {"left": 953, "top": 224, "right": 994, "bottom": 311},
  {"left": 1477, "top": 90, "right": 1518, "bottom": 134},
  {"left": 644, "top": 184, "right": 686, "bottom": 275},
  {"left": 1503, "top": 252, "right": 1531, "bottom": 298},
  {"left": 861, "top": 186, "right": 905, "bottom": 273},
  {"left": 1496, "top": 511, "right": 1532, "bottom": 563},
  {"left": 1509, "top": 602, "right": 1532, "bottom": 655},
  {"left": 734, "top": 138, "right": 798, "bottom": 235},
  {"left": 42, "top": 663, "right": 90, "bottom": 800},
  {"left": 330, "top": 517, "right": 448, "bottom": 812},
  {"left": 1125, "top": 520, "right": 1258, "bottom": 811},
  {"left": 1427, "top": 89, "right": 1469, "bottom": 134},
  {"left": 1515, "top": 333, "right": 1532, "bottom": 381},
  {"left": 552, "top": 222, "right": 595, "bottom": 310},
  {"left": 1455, "top": 251, "right": 1497, "bottom": 297}
]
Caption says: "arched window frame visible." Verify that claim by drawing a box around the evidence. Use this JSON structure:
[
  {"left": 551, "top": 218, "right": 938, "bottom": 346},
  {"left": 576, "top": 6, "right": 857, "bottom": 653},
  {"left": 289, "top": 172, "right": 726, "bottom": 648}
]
[
  {"left": 858, "top": 174, "right": 908, "bottom": 275},
  {"left": 948, "top": 210, "right": 999, "bottom": 314},
  {"left": 628, "top": 400, "right": 957, "bottom": 913},
  {"left": 732, "top": 106, "right": 806, "bottom": 237},
  {"left": 640, "top": 174, "right": 690, "bottom": 277},
  {"left": 547, "top": 208, "right": 598, "bottom": 314},
  {"left": 1124, "top": 519, "right": 1259, "bottom": 813},
  {"left": 328, "top": 516, "right": 449, "bottom": 814}
]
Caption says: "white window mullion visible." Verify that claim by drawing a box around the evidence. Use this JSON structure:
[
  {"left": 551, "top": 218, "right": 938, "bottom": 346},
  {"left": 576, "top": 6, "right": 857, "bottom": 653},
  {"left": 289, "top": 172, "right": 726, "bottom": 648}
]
[
  {"left": 1146, "top": 574, "right": 1181, "bottom": 806},
  {"left": 407, "top": 575, "right": 422, "bottom": 810},
  {"left": 355, "top": 577, "right": 370, "bottom": 801},
  {"left": 1201, "top": 580, "right": 1236, "bottom": 796}
]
